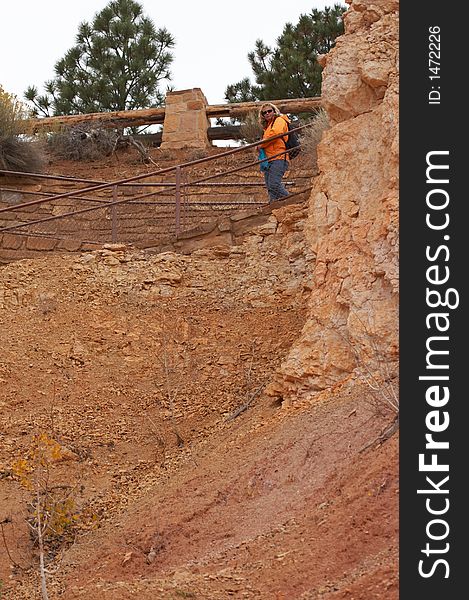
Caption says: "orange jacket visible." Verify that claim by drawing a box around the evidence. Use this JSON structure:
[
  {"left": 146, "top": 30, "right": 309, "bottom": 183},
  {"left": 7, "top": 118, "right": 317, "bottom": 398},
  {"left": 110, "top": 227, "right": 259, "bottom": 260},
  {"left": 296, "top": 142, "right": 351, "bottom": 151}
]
[{"left": 259, "top": 114, "right": 290, "bottom": 160}]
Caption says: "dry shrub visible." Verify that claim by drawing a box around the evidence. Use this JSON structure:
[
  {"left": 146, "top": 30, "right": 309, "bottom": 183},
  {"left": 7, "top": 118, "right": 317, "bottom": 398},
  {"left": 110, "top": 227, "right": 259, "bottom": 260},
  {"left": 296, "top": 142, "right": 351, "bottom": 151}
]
[
  {"left": 239, "top": 111, "right": 263, "bottom": 144},
  {"left": 301, "top": 108, "right": 330, "bottom": 173},
  {"left": 0, "top": 137, "right": 45, "bottom": 173},
  {"left": 0, "top": 86, "right": 27, "bottom": 137},
  {"left": 47, "top": 122, "right": 119, "bottom": 161},
  {"left": 0, "top": 86, "right": 45, "bottom": 173},
  {"left": 12, "top": 433, "right": 97, "bottom": 554}
]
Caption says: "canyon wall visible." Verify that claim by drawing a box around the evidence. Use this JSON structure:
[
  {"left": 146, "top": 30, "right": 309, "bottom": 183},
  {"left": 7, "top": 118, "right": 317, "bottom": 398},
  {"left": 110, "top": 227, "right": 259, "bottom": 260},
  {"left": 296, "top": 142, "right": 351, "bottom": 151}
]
[{"left": 268, "top": 0, "right": 399, "bottom": 400}]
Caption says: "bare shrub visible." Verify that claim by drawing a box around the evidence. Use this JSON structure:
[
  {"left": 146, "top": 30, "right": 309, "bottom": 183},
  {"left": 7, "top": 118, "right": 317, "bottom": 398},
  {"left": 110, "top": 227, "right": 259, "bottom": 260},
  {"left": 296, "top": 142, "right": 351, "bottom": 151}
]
[
  {"left": 348, "top": 316, "right": 399, "bottom": 449},
  {"left": 239, "top": 111, "right": 263, "bottom": 144},
  {"left": 47, "top": 122, "right": 118, "bottom": 161},
  {"left": 0, "top": 86, "right": 45, "bottom": 173},
  {"left": 334, "top": 312, "right": 399, "bottom": 418},
  {"left": 301, "top": 109, "right": 330, "bottom": 173},
  {"left": 301, "top": 109, "right": 330, "bottom": 151},
  {"left": 0, "top": 137, "right": 45, "bottom": 173},
  {"left": 226, "top": 340, "right": 266, "bottom": 421},
  {"left": 326, "top": 312, "right": 399, "bottom": 450}
]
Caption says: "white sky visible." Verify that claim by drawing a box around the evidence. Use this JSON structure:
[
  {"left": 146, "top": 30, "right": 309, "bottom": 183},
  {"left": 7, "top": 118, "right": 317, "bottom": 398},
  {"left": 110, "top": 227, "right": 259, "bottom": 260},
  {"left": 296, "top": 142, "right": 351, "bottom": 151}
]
[{"left": 0, "top": 0, "right": 338, "bottom": 106}]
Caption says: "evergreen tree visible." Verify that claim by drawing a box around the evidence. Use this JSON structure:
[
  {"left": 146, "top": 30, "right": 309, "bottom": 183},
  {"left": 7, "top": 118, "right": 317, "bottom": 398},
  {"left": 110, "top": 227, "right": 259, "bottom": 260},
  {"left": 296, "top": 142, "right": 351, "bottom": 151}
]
[
  {"left": 225, "top": 4, "right": 346, "bottom": 103},
  {"left": 25, "top": 0, "right": 175, "bottom": 116}
]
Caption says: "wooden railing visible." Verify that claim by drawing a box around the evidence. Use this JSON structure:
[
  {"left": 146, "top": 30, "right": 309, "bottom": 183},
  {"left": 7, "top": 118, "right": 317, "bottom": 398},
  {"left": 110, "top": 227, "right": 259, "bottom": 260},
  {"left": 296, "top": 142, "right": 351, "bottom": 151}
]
[{"left": 22, "top": 96, "right": 322, "bottom": 134}]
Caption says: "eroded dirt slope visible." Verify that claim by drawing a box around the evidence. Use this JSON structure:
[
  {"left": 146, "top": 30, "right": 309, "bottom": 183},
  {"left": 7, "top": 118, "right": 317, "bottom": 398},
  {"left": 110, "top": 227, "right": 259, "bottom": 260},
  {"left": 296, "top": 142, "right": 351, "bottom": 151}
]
[{"left": 1, "top": 225, "right": 397, "bottom": 599}]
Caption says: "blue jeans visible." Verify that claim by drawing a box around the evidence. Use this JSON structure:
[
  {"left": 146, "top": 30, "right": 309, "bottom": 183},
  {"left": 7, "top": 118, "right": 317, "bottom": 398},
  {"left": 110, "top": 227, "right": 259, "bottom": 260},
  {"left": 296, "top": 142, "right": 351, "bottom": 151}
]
[{"left": 264, "top": 159, "right": 289, "bottom": 202}]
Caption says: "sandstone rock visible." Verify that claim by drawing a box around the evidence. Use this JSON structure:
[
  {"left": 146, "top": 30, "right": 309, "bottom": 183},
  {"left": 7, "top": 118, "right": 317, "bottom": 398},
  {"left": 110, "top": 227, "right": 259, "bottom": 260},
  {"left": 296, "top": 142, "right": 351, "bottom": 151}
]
[
  {"left": 269, "top": 0, "right": 399, "bottom": 400},
  {"left": 102, "top": 243, "right": 133, "bottom": 252}
]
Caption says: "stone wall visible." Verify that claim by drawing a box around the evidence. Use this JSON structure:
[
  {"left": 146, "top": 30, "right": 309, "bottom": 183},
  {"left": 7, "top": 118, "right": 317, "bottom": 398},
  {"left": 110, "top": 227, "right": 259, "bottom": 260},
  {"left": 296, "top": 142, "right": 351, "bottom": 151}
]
[{"left": 267, "top": 0, "right": 399, "bottom": 401}]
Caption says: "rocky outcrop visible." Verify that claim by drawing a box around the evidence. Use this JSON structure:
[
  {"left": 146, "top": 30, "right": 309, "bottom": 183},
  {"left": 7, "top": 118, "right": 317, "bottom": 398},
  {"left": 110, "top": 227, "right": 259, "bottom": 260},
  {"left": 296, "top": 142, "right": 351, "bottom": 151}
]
[{"left": 268, "top": 0, "right": 399, "bottom": 400}]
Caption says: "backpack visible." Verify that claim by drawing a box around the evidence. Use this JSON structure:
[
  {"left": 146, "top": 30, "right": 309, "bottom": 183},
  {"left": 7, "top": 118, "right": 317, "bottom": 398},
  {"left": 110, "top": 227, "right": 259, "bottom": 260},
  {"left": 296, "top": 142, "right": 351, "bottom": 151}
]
[{"left": 276, "top": 116, "right": 301, "bottom": 159}]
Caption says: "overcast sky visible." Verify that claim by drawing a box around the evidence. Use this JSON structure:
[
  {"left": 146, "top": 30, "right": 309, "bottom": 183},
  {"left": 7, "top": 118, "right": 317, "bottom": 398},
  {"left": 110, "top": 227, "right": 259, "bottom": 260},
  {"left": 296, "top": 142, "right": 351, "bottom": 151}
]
[{"left": 1, "top": 0, "right": 339, "bottom": 106}]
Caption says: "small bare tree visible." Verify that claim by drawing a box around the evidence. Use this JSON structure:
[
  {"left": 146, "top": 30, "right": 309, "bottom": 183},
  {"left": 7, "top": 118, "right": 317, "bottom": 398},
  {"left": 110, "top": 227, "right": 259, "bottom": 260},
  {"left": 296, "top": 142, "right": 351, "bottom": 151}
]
[
  {"left": 327, "top": 312, "right": 399, "bottom": 450},
  {"left": 11, "top": 433, "right": 87, "bottom": 599}
]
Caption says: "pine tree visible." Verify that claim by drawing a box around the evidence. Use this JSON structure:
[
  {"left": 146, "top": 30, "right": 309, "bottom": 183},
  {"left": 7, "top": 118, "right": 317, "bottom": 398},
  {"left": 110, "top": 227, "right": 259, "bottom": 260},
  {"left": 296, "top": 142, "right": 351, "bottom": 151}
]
[
  {"left": 24, "top": 0, "right": 175, "bottom": 116},
  {"left": 225, "top": 4, "right": 346, "bottom": 103}
]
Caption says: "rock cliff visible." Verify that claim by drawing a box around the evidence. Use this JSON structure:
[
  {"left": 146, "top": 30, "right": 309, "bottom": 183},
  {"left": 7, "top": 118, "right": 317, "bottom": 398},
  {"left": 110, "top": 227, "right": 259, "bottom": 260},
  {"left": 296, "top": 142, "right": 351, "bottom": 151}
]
[{"left": 268, "top": 0, "right": 399, "bottom": 400}]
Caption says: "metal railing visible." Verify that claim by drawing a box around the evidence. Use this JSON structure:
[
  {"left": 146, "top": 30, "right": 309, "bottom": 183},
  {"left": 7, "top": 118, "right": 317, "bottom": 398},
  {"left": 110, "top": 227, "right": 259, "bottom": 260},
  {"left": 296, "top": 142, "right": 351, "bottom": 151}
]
[{"left": 0, "top": 122, "right": 314, "bottom": 248}]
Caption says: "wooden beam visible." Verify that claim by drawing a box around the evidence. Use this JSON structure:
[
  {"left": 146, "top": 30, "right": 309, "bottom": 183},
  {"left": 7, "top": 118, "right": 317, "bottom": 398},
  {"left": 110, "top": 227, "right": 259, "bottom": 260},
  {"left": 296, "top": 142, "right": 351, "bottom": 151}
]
[
  {"left": 130, "top": 125, "right": 243, "bottom": 147},
  {"left": 23, "top": 107, "right": 166, "bottom": 133},
  {"left": 208, "top": 125, "right": 243, "bottom": 140},
  {"left": 206, "top": 97, "right": 322, "bottom": 118},
  {"left": 21, "top": 96, "right": 322, "bottom": 133}
]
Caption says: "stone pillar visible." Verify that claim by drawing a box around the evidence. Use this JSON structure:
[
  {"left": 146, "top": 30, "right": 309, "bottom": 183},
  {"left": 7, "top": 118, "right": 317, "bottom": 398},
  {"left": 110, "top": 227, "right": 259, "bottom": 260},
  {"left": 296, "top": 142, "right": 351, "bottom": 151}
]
[{"left": 160, "top": 88, "right": 211, "bottom": 150}]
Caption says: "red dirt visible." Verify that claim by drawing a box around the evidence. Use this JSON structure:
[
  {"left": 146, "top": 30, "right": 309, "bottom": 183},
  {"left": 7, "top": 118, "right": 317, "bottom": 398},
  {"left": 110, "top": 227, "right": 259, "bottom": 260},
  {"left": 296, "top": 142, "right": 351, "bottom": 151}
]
[{"left": 0, "top": 148, "right": 398, "bottom": 599}]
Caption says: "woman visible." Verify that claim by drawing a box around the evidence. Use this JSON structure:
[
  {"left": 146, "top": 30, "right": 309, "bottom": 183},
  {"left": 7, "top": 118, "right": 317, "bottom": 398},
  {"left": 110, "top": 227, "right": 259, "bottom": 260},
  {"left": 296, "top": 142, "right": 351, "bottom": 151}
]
[{"left": 258, "top": 102, "right": 290, "bottom": 203}]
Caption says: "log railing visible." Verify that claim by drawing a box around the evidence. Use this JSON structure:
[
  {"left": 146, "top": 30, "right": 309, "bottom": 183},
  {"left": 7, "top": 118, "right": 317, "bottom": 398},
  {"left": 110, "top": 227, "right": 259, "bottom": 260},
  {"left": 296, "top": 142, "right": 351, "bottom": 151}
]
[{"left": 22, "top": 96, "right": 321, "bottom": 134}]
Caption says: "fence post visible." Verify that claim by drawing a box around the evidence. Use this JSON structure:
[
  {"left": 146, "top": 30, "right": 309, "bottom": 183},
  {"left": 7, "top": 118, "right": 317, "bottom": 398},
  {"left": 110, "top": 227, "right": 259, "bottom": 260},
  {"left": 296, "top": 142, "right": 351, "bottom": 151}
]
[
  {"left": 111, "top": 185, "right": 118, "bottom": 242},
  {"left": 175, "top": 166, "right": 181, "bottom": 236}
]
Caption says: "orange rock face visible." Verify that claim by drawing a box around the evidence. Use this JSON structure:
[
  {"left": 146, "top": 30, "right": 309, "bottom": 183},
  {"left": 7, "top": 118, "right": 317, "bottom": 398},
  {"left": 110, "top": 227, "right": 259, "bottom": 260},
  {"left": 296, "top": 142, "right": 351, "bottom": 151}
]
[{"left": 269, "top": 0, "right": 399, "bottom": 400}]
